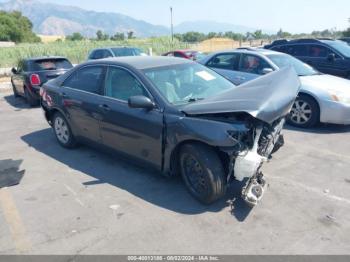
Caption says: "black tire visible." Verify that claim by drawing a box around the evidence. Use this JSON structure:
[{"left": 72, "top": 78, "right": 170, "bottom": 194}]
[
  {"left": 287, "top": 94, "right": 319, "bottom": 128},
  {"left": 24, "top": 87, "right": 39, "bottom": 107},
  {"left": 11, "top": 81, "right": 19, "bottom": 98},
  {"left": 52, "top": 112, "right": 77, "bottom": 149},
  {"left": 179, "top": 143, "right": 226, "bottom": 204}
]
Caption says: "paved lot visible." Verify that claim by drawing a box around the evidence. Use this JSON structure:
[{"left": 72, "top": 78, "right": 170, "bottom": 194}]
[{"left": 0, "top": 89, "right": 350, "bottom": 255}]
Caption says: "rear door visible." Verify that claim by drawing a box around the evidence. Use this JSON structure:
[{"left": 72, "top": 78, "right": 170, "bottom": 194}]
[
  {"left": 60, "top": 65, "right": 106, "bottom": 142},
  {"left": 99, "top": 66, "right": 164, "bottom": 169},
  {"left": 206, "top": 53, "right": 242, "bottom": 84}
]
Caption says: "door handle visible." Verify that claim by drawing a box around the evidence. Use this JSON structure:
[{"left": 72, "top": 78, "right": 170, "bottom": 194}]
[{"left": 99, "top": 104, "right": 111, "bottom": 112}]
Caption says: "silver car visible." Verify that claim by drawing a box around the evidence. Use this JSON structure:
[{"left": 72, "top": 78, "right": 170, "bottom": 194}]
[{"left": 199, "top": 48, "right": 350, "bottom": 128}]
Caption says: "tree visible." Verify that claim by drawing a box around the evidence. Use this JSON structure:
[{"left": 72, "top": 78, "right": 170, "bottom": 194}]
[
  {"left": 96, "top": 30, "right": 109, "bottom": 40},
  {"left": 0, "top": 11, "right": 40, "bottom": 43},
  {"left": 181, "top": 31, "right": 206, "bottom": 43},
  {"left": 127, "top": 31, "right": 134, "bottom": 39},
  {"left": 66, "top": 32, "right": 84, "bottom": 41},
  {"left": 110, "top": 32, "right": 125, "bottom": 41}
]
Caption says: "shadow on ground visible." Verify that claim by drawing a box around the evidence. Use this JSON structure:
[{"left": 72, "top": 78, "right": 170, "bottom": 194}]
[
  {"left": 21, "top": 128, "right": 253, "bottom": 221},
  {"left": 285, "top": 123, "right": 350, "bottom": 134},
  {"left": 3, "top": 95, "right": 38, "bottom": 110}
]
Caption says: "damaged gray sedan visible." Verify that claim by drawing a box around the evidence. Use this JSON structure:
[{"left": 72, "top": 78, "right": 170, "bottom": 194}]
[{"left": 41, "top": 57, "right": 300, "bottom": 206}]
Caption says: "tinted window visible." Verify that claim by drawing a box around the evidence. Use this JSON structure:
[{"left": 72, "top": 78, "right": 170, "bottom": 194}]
[
  {"left": 308, "top": 45, "right": 330, "bottom": 58},
  {"left": 105, "top": 67, "right": 147, "bottom": 101},
  {"left": 207, "top": 53, "right": 240, "bottom": 70},
  {"left": 238, "top": 54, "right": 273, "bottom": 75},
  {"left": 90, "top": 50, "right": 104, "bottom": 59},
  {"left": 101, "top": 49, "right": 113, "bottom": 58},
  {"left": 111, "top": 48, "right": 141, "bottom": 57},
  {"left": 63, "top": 66, "right": 104, "bottom": 94},
  {"left": 283, "top": 45, "right": 309, "bottom": 56},
  {"left": 31, "top": 59, "right": 73, "bottom": 71}
]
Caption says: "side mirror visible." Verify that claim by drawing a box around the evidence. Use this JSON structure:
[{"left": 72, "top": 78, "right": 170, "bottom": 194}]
[
  {"left": 128, "top": 95, "right": 155, "bottom": 110},
  {"left": 327, "top": 53, "right": 336, "bottom": 62},
  {"left": 11, "top": 67, "right": 17, "bottom": 74},
  {"left": 262, "top": 68, "right": 274, "bottom": 75}
]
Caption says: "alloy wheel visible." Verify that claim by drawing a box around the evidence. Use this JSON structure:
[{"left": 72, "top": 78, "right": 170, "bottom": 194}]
[
  {"left": 290, "top": 99, "right": 312, "bottom": 125},
  {"left": 54, "top": 116, "right": 70, "bottom": 144}
]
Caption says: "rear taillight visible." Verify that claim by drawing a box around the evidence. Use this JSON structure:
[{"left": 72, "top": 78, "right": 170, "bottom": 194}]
[{"left": 30, "top": 74, "right": 41, "bottom": 86}]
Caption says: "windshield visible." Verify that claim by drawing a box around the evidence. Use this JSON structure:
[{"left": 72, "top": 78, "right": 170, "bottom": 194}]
[
  {"left": 31, "top": 59, "right": 73, "bottom": 71},
  {"left": 111, "top": 48, "right": 142, "bottom": 57},
  {"left": 327, "top": 41, "right": 350, "bottom": 57},
  {"left": 143, "top": 63, "right": 236, "bottom": 105},
  {"left": 267, "top": 54, "right": 319, "bottom": 76}
]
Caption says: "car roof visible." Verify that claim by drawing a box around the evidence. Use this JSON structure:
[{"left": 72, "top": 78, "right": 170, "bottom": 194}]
[
  {"left": 211, "top": 48, "right": 280, "bottom": 56},
  {"left": 85, "top": 56, "right": 193, "bottom": 70},
  {"left": 92, "top": 46, "right": 139, "bottom": 50},
  {"left": 24, "top": 56, "right": 68, "bottom": 62}
]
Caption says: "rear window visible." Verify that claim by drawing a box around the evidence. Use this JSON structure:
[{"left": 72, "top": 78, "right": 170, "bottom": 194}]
[
  {"left": 111, "top": 48, "right": 141, "bottom": 57},
  {"left": 31, "top": 59, "right": 73, "bottom": 71}
]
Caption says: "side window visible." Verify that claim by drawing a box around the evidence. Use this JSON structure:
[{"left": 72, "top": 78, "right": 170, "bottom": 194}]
[
  {"left": 92, "top": 50, "right": 104, "bottom": 59},
  {"left": 102, "top": 49, "right": 113, "bottom": 58},
  {"left": 63, "top": 66, "right": 104, "bottom": 94},
  {"left": 166, "top": 52, "right": 174, "bottom": 57},
  {"left": 284, "top": 45, "right": 308, "bottom": 57},
  {"left": 207, "top": 53, "right": 239, "bottom": 70},
  {"left": 239, "top": 54, "right": 273, "bottom": 75},
  {"left": 104, "top": 67, "right": 148, "bottom": 102},
  {"left": 308, "top": 45, "right": 330, "bottom": 58}
]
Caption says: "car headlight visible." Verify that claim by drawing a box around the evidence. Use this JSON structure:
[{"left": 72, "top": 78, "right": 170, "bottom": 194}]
[{"left": 330, "top": 93, "right": 350, "bottom": 104}]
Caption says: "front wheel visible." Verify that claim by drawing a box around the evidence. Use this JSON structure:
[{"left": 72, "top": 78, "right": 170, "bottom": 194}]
[
  {"left": 179, "top": 143, "right": 226, "bottom": 204},
  {"left": 52, "top": 112, "right": 77, "bottom": 148},
  {"left": 287, "top": 94, "right": 319, "bottom": 128}
]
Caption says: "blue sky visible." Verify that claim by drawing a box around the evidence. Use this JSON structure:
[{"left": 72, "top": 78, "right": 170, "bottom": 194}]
[{"left": 6, "top": 0, "right": 350, "bottom": 33}]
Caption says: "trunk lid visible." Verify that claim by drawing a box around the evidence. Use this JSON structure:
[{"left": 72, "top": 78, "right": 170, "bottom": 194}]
[{"left": 181, "top": 67, "right": 301, "bottom": 124}]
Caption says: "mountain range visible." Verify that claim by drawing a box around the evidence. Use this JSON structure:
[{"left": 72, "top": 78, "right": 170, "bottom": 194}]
[{"left": 0, "top": 0, "right": 272, "bottom": 37}]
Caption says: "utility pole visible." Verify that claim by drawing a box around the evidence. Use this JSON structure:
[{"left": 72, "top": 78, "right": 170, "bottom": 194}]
[{"left": 170, "top": 6, "right": 174, "bottom": 41}]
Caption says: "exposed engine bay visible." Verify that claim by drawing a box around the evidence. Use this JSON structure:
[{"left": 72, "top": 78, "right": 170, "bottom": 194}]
[{"left": 200, "top": 113, "right": 286, "bottom": 206}]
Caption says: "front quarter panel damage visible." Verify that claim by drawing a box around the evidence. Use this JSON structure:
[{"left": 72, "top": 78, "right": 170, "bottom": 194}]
[{"left": 163, "top": 113, "right": 250, "bottom": 174}]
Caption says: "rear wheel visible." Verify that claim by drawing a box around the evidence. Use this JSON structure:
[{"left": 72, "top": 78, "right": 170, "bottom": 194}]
[
  {"left": 52, "top": 112, "right": 77, "bottom": 148},
  {"left": 179, "top": 143, "right": 226, "bottom": 204},
  {"left": 24, "top": 87, "right": 39, "bottom": 107},
  {"left": 288, "top": 94, "right": 319, "bottom": 128}
]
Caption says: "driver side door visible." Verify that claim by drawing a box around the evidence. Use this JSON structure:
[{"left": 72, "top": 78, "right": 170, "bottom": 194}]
[{"left": 99, "top": 66, "right": 164, "bottom": 169}]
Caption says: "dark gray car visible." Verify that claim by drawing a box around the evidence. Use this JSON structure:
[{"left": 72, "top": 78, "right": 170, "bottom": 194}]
[{"left": 40, "top": 57, "right": 300, "bottom": 206}]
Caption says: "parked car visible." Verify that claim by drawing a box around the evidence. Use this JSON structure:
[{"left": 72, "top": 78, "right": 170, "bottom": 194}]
[
  {"left": 87, "top": 47, "right": 147, "bottom": 60},
  {"left": 11, "top": 57, "right": 73, "bottom": 106},
  {"left": 265, "top": 38, "right": 350, "bottom": 78},
  {"left": 40, "top": 56, "right": 299, "bottom": 206},
  {"left": 162, "top": 50, "right": 206, "bottom": 61},
  {"left": 199, "top": 48, "right": 350, "bottom": 128},
  {"left": 339, "top": 37, "right": 350, "bottom": 45}
]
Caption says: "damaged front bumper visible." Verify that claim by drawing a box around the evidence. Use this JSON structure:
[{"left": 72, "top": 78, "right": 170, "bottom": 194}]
[{"left": 231, "top": 119, "right": 285, "bottom": 206}]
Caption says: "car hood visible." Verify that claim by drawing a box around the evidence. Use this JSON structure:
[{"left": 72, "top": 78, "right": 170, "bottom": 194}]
[
  {"left": 300, "top": 74, "right": 350, "bottom": 94},
  {"left": 181, "top": 67, "right": 301, "bottom": 124}
]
